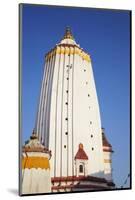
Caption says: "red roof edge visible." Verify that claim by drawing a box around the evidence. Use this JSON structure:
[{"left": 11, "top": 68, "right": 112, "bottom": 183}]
[
  {"left": 102, "top": 128, "right": 112, "bottom": 148},
  {"left": 75, "top": 143, "right": 88, "bottom": 160}
]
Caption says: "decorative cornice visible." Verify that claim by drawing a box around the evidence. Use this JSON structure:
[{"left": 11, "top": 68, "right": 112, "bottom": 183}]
[
  {"left": 45, "top": 45, "right": 91, "bottom": 62},
  {"left": 22, "top": 146, "right": 51, "bottom": 155},
  {"left": 23, "top": 132, "right": 52, "bottom": 156},
  {"left": 51, "top": 176, "right": 108, "bottom": 184},
  {"left": 51, "top": 176, "right": 115, "bottom": 191}
]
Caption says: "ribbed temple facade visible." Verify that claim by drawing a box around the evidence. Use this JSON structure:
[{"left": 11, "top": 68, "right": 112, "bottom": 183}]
[{"left": 34, "top": 28, "right": 112, "bottom": 182}]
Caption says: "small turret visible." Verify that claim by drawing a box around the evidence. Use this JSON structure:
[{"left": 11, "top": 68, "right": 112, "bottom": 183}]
[
  {"left": 22, "top": 131, "right": 51, "bottom": 194},
  {"left": 102, "top": 128, "right": 113, "bottom": 181},
  {"left": 75, "top": 143, "right": 88, "bottom": 177}
]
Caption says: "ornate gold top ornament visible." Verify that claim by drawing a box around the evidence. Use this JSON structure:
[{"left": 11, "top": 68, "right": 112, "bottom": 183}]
[{"left": 63, "top": 26, "right": 74, "bottom": 40}]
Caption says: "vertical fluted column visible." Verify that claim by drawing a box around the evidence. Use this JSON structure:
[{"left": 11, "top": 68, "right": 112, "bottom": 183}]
[
  {"left": 68, "top": 47, "right": 74, "bottom": 177},
  {"left": 72, "top": 47, "right": 81, "bottom": 176},
  {"left": 61, "top": 48, "right": 69, "bottom": 177},
  {"left": 60, "top": 50, "right": 65, "bottom": 177},
  {"left": 49, "top": 47, "right": 60, "bottom": 177},
  {"left": 40, "top": 56, "right": 51, "bottom": 144},
  {"left": 54, "top": 47, "right": 65, "bottom": 177},
  {"left": 45, "top": 51, "right": 56, "bottom": 148},
  {"left": 35, "top": 58, "right": 48, "bottom": 138},
  {"left": 39, "top": 54, "right": 52, "bottom": 142},
  {"left": 66, "top": 49, "right": 71, "bottom": 177}
]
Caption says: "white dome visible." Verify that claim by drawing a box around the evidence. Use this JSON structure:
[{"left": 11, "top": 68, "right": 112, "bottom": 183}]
[{"left": 60, "top": 38, "right": 77, "bottom": 45}]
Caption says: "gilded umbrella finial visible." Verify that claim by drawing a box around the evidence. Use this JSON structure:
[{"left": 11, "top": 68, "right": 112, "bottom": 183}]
[{"left": 63, "top": 26, "right": 74, "bottom": 40}]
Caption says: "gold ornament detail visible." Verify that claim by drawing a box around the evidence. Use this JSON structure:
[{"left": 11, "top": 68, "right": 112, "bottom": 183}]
[
  {"left": 56, "top": 46, "right": 61, "bottom": 54},
  {"left": 65, "top": 47, "right": 70, "bottom": 54},
  {"left": 70, "top": 47, "right": 74, "bottom": 54},
  {"left": 54, "top": 45, "right": 91, "bottom": 62},
  {"left": 60, "top": 47, "right": 65, "bottom": 54},
  {"left": 22, "top": 156, "right": 50, "bottom": 169},
  {"left": 63, "top": 27, "right": 74, "bottom": 40}
]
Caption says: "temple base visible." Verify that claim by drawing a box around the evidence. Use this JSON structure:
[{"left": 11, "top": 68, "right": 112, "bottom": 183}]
[{"left": 51, "top": 176, "right": 115, "bottom": 193}]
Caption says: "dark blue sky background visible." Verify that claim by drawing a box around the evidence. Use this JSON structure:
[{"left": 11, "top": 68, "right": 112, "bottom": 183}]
[{"left": 21, "top": 4, "right": 130, "bottom": 188}]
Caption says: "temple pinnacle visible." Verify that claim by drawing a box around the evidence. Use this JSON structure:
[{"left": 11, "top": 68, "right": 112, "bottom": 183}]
[{"left": 63, "top": 26, "right": 74, "bottom": 40}]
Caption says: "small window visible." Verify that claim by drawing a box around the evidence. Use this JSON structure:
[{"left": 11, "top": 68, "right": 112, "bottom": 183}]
[
  {"left": 67, "top": 78, "right": 69, "bottom": 80},
  {"left": 90, "top": 121, "right": 92, "bottom": 124},
  {"left": 88, "top": 94, "right": 90, "bottom": 97},
  {"left": 91, "top": 135, "right": 93, "bottom": 138},
  {"left": 64, "top": 145, "right": 66, "bottom": 148},
  {"left": 66, "top": 90, "right": 68, "bottom": 93},
  {"left": 84, "top": 69, "right": 86, "bottom": 72},
  {"left": 79, "top": 165, "right": 83, "bottom": 173},
  {"left": 65, "top": 102, "right": 68, "bottom": 105},
  {"left": 65, "top": 118, "right": 68, "bottom": 121},
  {"left": 92, "top": 147, "right": 94, "bottom": 151},
  {"left": 65, "top": 132, "right": 68, "bottom": 135}
]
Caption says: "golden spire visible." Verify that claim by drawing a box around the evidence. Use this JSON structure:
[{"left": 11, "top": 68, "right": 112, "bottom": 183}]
[{"left": 63, "top": 26, "right": 74, "bottom": 40}]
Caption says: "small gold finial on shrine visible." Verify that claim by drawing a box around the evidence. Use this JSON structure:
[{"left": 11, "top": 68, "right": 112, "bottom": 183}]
[{"left": 79, "top": 143, "right": 83, "bottom": 149}]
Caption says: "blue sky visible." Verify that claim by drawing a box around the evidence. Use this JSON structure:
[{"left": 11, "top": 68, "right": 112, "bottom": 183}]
[{"left": 21, "top": 4, "right": 131, "bottom": 188}]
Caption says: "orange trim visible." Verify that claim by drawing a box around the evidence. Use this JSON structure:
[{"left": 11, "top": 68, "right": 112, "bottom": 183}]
[
  {"left": 22, "top": 156, "right": 50, "bottom": 170},
  {"left": 45, "top": 44, "right": 91, "bottom": 62}
]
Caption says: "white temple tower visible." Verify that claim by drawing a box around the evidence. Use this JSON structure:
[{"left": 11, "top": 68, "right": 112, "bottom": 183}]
[{"left": 35, "top": 28, "right": 114, "bottom": 189}]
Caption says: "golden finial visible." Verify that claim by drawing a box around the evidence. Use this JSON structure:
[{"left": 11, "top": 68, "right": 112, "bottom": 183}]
[
  {"left": 63, "top": 26, "right": 74, "bottom": 40},
  {"left": 30, "top": 129, "right": 38, "bottom": 139},
  {"left": 79, "top": 143, "right": 83, "bottom": 149}
]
